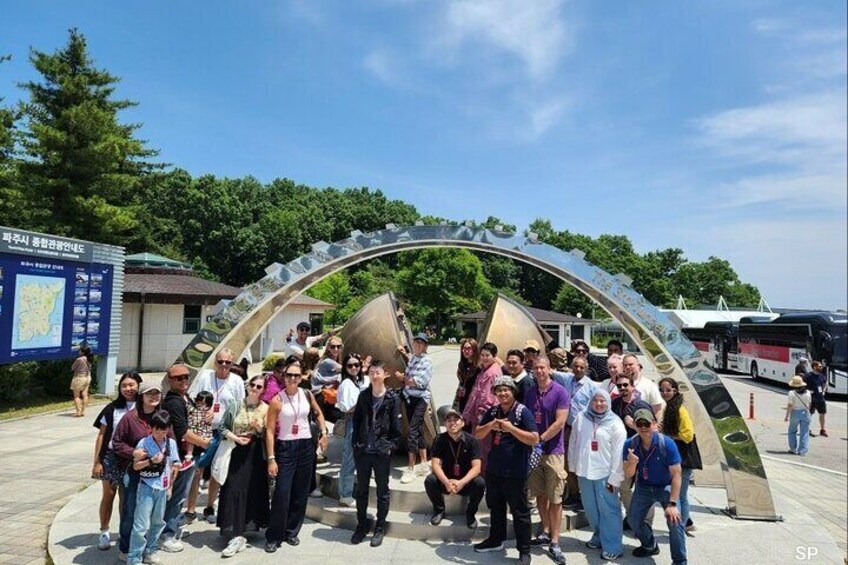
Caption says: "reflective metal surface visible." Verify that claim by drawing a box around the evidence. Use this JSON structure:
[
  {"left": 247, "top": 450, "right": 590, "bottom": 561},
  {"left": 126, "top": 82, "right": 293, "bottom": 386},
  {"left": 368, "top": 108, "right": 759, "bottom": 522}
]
[
  {"left": 479, "top": 293, "right": 553, "bottom": 356},
  {"left": 176, "top": 225, "right": 778, "bottom": 520}
]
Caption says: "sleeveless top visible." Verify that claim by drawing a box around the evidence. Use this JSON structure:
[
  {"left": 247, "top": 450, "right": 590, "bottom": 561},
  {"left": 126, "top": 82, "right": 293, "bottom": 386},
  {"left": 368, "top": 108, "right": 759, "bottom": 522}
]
[{"left": 277, "top": 388, "right": 312, "bottom": 441}]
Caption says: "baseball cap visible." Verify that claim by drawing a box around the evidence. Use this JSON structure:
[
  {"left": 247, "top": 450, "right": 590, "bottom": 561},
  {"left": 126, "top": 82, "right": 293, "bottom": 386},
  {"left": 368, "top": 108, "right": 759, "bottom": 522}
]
[
  {"left": 633, "top": 408, "right": 656, "bottom": 423},
  {"left": 523, "top": 339, "right": 541, "bottom": 352},
  {"left": 444, "top": 408, "right": 464, "bottom": 421},
  {"left": 413, "top": 332, "right": 429, "bottom": 344},
  {"left": 139, "top": 381, "right": 162, "bottom": 395},
  {"left": 491, "top": 376, "right": 518, "bottom": 392},
  {"left": 296, "top": 321, "right": 311, "bottom": 331}
]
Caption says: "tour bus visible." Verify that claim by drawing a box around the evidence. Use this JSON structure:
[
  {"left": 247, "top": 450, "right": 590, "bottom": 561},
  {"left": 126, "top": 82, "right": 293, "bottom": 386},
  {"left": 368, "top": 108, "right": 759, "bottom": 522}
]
[
  {"left": 682, "top": 322, "right": 738, "bottom": 371},
  {"left": 735, "top": 312, "right": 847, "bottom": 396}
]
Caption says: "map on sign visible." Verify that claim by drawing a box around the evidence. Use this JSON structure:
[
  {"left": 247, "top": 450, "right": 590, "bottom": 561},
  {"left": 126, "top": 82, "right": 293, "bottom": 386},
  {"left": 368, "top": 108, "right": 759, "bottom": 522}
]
[{"left": 11, "top": 274, "right": 65, "bottom": 350}]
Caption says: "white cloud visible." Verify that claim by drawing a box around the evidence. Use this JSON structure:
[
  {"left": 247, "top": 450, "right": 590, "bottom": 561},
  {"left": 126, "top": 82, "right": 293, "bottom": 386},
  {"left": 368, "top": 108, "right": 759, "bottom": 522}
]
[{"left": 362, "top": 49, "right": 403, "bottom": 87}]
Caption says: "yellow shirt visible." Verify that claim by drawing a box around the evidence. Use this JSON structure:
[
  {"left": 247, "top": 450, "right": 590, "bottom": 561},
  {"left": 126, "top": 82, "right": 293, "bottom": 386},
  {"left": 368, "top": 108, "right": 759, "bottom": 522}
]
[{"left": 677, "top": 405, "right": 695, "bottom": 443}]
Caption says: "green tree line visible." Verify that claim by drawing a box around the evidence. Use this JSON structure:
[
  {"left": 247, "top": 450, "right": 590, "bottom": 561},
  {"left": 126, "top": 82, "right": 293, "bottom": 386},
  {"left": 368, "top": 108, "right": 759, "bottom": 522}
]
[{"left": 0, "top": 30, "right": 760, "bottom": 342}]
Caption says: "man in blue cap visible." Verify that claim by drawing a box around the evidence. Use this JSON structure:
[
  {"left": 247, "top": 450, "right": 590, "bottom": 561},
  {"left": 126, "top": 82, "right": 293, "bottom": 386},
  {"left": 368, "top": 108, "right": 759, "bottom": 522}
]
[{"left": 397, "top": 332, "right": 433, "bottom": 483}]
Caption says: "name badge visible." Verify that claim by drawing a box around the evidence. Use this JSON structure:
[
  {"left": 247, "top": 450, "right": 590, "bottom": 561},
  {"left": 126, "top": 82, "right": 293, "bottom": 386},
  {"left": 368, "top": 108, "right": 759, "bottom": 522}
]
[
  {"left": 590, "top": 440, "right": 599, "bottom": 452},
  {"left": 213, "top": 403, "right": 221, "bottom": 413},
  {"left": 642, "top": 466, "right": 648, "bottom": 480},
  {"left": 162, "top": 474, "right": 169, "bottom": 489},
  {"left": 493, "top": 432, "right": 502, "bottom": 446},
  {"left": 291, "top": 424, "right": 299, "bottom": 435},
  {"left": 535, "top": 412, "right": 542, "bottom": 425},
  {"left": 453, "top": 464, "right": 461, "bottom": 476}
]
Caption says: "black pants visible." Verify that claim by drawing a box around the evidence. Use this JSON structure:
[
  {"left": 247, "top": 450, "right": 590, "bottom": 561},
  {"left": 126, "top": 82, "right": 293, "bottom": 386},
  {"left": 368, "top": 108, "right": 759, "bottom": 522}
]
[
  {"left": 424, "top": 473, "right": 485, "bottom": 517},
  {"left": 355, "top": 451, "right": 391, "bottom": 530},
  {"left": 485, "top": 474, "right": 532, "bottom": 553},
  {"left": 266, "top": 438, "right": 314, "bottom": 544},
  {"left": 405, "top": 396, "right": 428, "bottom": 453}
]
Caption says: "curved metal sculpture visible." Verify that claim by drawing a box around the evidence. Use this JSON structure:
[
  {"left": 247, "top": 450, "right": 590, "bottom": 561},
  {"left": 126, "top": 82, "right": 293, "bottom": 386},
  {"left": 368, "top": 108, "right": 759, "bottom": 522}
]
[
  {"left": 176, "top": 224, "right": 778, "bottom": 520},
  {"left": 479, "top": 293, "right": 553, "bottom": 355}
]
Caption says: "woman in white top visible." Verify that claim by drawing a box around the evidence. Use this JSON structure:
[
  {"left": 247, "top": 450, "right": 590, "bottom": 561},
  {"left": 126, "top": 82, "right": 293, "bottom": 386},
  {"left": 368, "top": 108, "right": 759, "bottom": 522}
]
[
  {"left": 784, "top": 375, "right": 812, "bottom": 456},
  {"left": 568, "top": 388, "right": 627, "bottom": 561},
  {"left": 336, "top": 353, "right": 371, "bottom": 506},
  {"left": 264, "top": 360, "right": 328, "bottom": 552}
]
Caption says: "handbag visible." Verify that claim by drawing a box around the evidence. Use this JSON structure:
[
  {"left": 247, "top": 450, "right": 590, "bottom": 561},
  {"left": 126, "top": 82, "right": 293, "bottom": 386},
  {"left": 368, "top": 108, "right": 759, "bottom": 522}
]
[
  {"left": 676, "top": 435, "right": 703, "bottom": 470},
  {"left": 211, "top": 436, "right": 235, "bottom": 485},
  {"left": 195, "top": 430, "right": 220, "bottom": 468},
  {"left": 322, "top": 385, "right": 338, "bottom": 405}
]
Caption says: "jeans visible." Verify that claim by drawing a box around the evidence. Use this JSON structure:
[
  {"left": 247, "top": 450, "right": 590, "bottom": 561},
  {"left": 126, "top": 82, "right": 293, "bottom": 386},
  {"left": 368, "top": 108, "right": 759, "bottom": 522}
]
[
  {"left": 680, "top": 467, "right": 693, "bottom": 526},
  {"left": 128, "top": 483, "right": 168, "bottom": 564},
  {"left": 119, "top": 471, "right": 140, "bottom": 553},
  {"left": 629, "top": 484, "right": 687, "bottom": 565},
  {"left": 355, "top": 451, "right": 392, "bottom": 530},
  {"left": 266, "top": 438, "right": 315, "bottom": 544},
  {"left": 578, "top": 475, "right": 623, "bottom": 556},
  {"left": 485, "top": 474, "right": 532, "bottom": 554},
  {"left": 339, "top": 415, "right": 356, "bottom": 499},
  {"left": 788, "top": 409, "right": 811, "bottom": 455},
  {"left": 162, "top": 464, "right": 195, "bottom": 539},
  {"left": 424, "top": 473, "right": 485, "bottom": 517}
]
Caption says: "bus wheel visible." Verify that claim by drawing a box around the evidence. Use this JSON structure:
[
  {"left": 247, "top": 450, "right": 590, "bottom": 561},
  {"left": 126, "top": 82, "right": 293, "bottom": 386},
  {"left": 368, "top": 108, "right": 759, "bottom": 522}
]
[{"left": 750, "top": 361, "right": 759, "bottom": 380}]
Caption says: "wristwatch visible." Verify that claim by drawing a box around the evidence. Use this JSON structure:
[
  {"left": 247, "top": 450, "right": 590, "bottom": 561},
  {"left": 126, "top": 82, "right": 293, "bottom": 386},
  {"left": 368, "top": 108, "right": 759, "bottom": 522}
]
[
  {"left": 668, "top": 500, "right": 678, "bottom": 507},
  {"left": 266, "top": 454, "right": 275, "bottom": 461}
]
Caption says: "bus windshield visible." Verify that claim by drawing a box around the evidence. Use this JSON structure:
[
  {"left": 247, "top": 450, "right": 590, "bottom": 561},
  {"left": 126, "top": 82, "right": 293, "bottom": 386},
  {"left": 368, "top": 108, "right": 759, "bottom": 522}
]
[{"left": 831, "top": 331, "right": 847, "bottom": 366}]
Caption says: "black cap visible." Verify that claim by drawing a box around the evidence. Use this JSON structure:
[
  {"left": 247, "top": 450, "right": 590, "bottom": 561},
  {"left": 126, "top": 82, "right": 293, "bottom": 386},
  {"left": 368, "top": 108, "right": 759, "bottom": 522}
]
[{"left": 296, "top": 321, "right": 311, "bottom": 331}]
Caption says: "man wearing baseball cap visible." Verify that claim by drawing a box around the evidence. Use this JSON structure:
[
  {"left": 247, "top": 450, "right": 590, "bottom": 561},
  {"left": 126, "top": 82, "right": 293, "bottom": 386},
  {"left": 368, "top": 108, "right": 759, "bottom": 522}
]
[
  {"left": 523, "top": 340, "right": 542, "bottom": 376},
  {"left": 623, "top": 408, "right": 687, "bottom": 564},
  {"left": 473, "top": 376, "right": 539, "bottom": 564},
  {"left": 284, "top": 321, "right": 331, "bottom": 361},
  {"left": 425, "top": 409, "right": 485, "bottom": 528}
]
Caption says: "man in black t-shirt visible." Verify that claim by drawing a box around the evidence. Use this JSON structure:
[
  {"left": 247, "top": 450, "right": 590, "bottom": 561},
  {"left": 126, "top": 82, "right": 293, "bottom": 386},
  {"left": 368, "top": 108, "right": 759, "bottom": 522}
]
[{"left": 425, "top": 409, "right": 485, "bottom": 528}]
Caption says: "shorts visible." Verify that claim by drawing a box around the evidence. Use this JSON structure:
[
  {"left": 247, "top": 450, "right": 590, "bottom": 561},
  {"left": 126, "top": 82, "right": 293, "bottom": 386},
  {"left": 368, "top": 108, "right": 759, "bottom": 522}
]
[
  {"left": 528, "top": 453, "right": 567, "bottom": 501},
  {"left": 810, "top": 398, "right": 827, "bottom": 414},
  {"left": 101, "top": 450, "right": 126, "bottom": 486},
  {"left": 70, "top": 375, "right": 91, "bottom": 394}
]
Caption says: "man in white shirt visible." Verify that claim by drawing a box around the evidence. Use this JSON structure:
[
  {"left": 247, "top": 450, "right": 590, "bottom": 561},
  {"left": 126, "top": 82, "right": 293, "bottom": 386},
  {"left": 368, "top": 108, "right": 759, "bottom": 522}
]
[
  {"left": 622, "top": 354, "right": 663, "bottom": 416},
  {"left": 187, "top": 347, "right": 245, "bottom": 523},
  {"left": 284, "top": 321, "right": 328, "bottom": 360}
]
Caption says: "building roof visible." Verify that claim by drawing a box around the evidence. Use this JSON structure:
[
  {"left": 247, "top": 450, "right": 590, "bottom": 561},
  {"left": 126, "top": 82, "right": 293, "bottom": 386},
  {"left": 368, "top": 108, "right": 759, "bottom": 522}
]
[
  {"left": 660, "top": 309, "right": 778, "bottom": 329},
  {"left": 125, "top": 252, "right": 192, "bottom": 270},
  {"left": 123, "top": 273, "right": 242, "bottom": 305},
  {"left": 293, "top": 294, "right": 335, "bottom": 308},
  {"left": 457, "top": 306, "right": 595, "bottom": 324}
]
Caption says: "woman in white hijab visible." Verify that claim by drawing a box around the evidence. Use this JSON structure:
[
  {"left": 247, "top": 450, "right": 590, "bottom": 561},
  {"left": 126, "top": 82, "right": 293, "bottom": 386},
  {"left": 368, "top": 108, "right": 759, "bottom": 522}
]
[{"left": 567, "top": 388, "right": 627, "bottom": 561}]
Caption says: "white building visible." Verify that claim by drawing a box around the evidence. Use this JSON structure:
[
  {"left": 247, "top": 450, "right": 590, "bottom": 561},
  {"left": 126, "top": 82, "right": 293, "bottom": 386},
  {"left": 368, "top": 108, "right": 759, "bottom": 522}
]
[{"left": 456, "top": 306, "right": 596, "bottom": 350}]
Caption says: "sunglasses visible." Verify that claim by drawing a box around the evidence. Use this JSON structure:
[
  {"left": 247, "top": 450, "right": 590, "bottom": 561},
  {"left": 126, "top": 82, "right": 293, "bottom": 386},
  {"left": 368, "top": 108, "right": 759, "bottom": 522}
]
[
  {"left": 635, "top": 420, "right": 652, "bottom": 428},
  {"left": 329, "top": 344, "right": 342, "bottom": 349},
  {"left": 346, "top": 363, "right": 361, "bottom": 368},
  {"left": 615, "top": 383, "right": 630, "bottom": 389},
  {"left": 660, "top": 388, "right": 675, "bottom": 393},
  {"left": 249, "top": 383, "right": 264, "bottom": 390},
  {"left": 575, "top": 349, "right": 589, "bottom": 354},
  {"left": 217, "top": 360, "right": 232, "bottom": 366},
  {"left": 284, "top": 373, "right": 301, "bottom": 379},
  {"left": 169, "top": 375, "right": 190, "bottom": 381}
]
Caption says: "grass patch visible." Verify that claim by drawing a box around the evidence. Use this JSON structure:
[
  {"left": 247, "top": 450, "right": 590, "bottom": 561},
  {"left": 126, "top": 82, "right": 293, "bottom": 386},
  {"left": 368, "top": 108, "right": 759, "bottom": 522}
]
[{"left": 0, "top": 395, "right": 106, "bottom": 421}]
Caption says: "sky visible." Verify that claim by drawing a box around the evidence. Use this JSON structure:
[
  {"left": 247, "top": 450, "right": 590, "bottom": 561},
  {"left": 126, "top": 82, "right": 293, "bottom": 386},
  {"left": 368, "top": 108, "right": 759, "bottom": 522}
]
[{"left": 2, "top": 1, "right": 846, "bottom": 310}]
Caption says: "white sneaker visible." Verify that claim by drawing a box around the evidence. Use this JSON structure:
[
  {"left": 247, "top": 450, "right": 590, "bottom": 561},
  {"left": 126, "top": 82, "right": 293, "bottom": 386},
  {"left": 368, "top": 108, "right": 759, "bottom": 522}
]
[
  {"left": 221, "top": 536, "right": 247, "bottom": 558},
  {"left": 97, "top": 531, "right": 110, "bottom": 550},
  {"left": 310, "top": 487, "right": 324, "bottom": 498},
  {"left": 339, "top": 497, "right": 356, "bottom": 507},
  {"left": 143, "top": 552, "right": 164, "bottom": 565},
  {"left": 416, "top": 462, "right": 431, "bottom": 477},
  {"left": 159, "top": 536, "right": 184, "bottom": 553},
  {"left": 400, "top": 467, "right": 416, "bottom": 484}
]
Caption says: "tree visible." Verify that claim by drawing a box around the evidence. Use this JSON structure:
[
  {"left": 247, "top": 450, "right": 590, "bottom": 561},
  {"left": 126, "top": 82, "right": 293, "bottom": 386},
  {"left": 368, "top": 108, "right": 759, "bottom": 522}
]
[
  {"left": 0, "top": 54, "right": 25, "bottom": 226},
  {"left": 17, "top": 29, "right": 160, "bottom": 245}
]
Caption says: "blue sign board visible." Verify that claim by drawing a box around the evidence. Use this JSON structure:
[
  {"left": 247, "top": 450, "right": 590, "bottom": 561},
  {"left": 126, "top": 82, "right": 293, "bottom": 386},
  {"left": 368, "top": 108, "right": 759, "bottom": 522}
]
[{"left": 0, "top": 254, "right": 114, "bottom": 364}]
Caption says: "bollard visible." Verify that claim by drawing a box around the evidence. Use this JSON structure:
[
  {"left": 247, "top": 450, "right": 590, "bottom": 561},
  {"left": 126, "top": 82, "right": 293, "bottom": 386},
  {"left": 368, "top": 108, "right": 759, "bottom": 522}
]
[{"left": 748, "top": 392, "right": 755, "bottom": 420}]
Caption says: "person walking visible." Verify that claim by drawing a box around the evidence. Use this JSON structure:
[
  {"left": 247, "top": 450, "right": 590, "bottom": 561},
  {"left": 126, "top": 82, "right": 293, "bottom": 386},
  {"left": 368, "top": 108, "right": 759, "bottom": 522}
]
[
  {"left": 569, "top": 388, "right": 627, "bottom": 561},
  {"left": 473, "top": 376, "right": 539, "bottom": 565},
  {"left": 350, "top": 361, "right": 402, "bottom": 547},
  {"left": 91, "top": 372, "right": 141, "bottom": 550},
  {"left": 623, "top": 408, "right": 687, "bottom": 564},
  {"left": 658, "top": 378, "right": 702, "bottom": 532},
  {"left": 425, "top": 409, "right": 485, "bottom": 528},
  {"left": 71, "top": 345, "right": 93, "bottom": 417},
  {"left": 217, "top": 375, "right": 270, "bottom": 557},
  {"left": 805, "top": 361, "right": 829, "bottom": 437},
  {"left": 785, "top": 375, "right": 813, "bottom": 456},
  {"left": 264, "top": 360, "right": 328, "bottom": 552}
]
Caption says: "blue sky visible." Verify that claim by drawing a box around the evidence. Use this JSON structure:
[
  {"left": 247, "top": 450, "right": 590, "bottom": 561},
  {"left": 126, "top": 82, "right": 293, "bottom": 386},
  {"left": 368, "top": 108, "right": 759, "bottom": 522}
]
[{"left": 2, "top": 1, "right": 846, "bottom": 309}]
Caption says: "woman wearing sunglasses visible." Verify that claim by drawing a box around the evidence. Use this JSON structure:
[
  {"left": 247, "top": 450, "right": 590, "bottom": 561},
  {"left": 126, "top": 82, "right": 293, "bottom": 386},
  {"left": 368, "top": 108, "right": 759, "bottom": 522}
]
[
  {"left": 216, "top": 375, "right": 270, "bottom": 557},
  {"left": 313, "top": 336, "right": 344, "bottom": 424},
  {"left": 336, "top": 353, "right": 371, "bottom": 506},
  {"left": 658, "top": 377, "right": 701, "bottom": 533}
]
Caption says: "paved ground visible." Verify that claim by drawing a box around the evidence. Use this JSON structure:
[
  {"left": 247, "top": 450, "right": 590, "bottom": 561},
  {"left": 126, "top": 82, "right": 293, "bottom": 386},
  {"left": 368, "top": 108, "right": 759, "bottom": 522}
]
[{"left": 1, "top": 347, "right": 844, "bottom": 564}]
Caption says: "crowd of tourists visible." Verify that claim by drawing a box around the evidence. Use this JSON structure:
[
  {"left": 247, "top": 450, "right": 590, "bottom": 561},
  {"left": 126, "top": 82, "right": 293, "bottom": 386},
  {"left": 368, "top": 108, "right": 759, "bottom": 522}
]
[{"left": 91, "top": 329, "right": 709, "bottom": 565}]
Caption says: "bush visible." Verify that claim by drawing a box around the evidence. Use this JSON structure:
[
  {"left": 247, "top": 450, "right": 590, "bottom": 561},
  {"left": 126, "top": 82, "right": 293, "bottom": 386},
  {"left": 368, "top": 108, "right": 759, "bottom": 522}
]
[
  {"left": 0, "top": 362, "right": 37, "bottom": 403},
  {"left": 262, "top": 354, "right": 283, "bottom": 372}
]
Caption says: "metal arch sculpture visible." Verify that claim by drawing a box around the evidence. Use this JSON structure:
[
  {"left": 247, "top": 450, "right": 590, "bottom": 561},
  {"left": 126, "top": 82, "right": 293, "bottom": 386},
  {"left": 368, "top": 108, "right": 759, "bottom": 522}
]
[{"left": 176, "top": 224, "right": 778, "bottom": 520}]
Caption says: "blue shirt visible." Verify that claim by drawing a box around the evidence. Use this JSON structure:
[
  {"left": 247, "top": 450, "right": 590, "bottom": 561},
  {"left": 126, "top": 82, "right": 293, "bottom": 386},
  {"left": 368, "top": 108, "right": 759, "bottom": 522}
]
[
  {"left": 136, "top": 436, "right": 180, "bottom": 490},
  {"left": 480, "top": 401, "right": 538, "bottom": 479},
  {"left": 804, "top": 371, "right": 827, "bottom": 401},
  {"left": 623, "top": 432, "right": 681, "bottom": 488},
  {"left": 562, "top": 374, "right": 597, "bottom": 426}
]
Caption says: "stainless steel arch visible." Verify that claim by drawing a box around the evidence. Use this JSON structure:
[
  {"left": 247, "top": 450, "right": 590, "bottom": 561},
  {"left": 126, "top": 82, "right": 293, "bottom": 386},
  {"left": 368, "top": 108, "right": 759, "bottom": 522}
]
[{"left": 176, "top": 224, "right": 778, "bottom": 520}]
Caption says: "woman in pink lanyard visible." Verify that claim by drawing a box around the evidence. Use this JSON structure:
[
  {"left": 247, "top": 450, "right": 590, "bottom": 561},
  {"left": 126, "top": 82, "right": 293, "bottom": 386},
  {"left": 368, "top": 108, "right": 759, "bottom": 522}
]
[{"left": 263, "top": 360, "right": 328, "bottom": 553}]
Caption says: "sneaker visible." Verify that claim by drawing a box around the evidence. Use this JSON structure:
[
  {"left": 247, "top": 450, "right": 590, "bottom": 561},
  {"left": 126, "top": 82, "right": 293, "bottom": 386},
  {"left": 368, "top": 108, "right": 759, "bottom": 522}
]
[
  {"left": 820, "top": 429, "right": 829, "bottom": 437},
  {"left": 586, "top": 540, "right": 601, "bottom": 550},
  {"left": 339, "top": 496, "right": 356, "bottom": 507},
  {"left": 685, "top": 518, "right": 696, "bottom": 532},
  {"left": 142, "top": 552, "right": 164, "bottom": 565},
  {"left": 97, "top": 531, "right": 110, "bottom": 550},
  {"left": 286, "top": 536, "right": 300, "bottom": 546},
  {"left": 601, "top": 551, "right": 622, "bottom": 561},
  {"left": 787, "top": 449, "right": 797, "bottom": 455},
  {"left": 183, "top": 511, "right": 197, "bottom": 525},
  {"left": 430, "top": 511, "right": 445, "bottom": 526},
  {"left": 310, "top": 487, "right": 324, "bottom": 498},
  {"left": 222, "top": 536, "right": 247, "bottom": 558},
  {"left": 632, "top": 544, "right": 660, "bottom": 557},
  {"left": 519, "top": 552, "right": 532, "bottom": 565},
  {"left": 474, "top": 538, "right": 505, "bottom": 553},
  {"left": 117, "top": 552, "right": 128, "bottom": 563},
  {"left": 264, "top": 541, "right": 279, "bottom": 553},
  {"left": 370, "top": 529, "right": 384, "bottom": 547},
  {"left": 203, "top": 506, "right": 215, "bottom": 524},
  {"left": 400, "top": 467, "right": 416, "bottom": 484},
  {"left": 531, "top": 532, "right": 552, "bottom": 546},
  {"left": 351, "top": 526, "right": 368, "bottom": 545},
  {"left": 549, "top": 543, "right": 566, "bottom": 565},
  {"left": 416, "top": 462, "right": 431, "bottom": 476},
  {"left": 466, "top": 515, "right": 478, "bottom": 529},
  {"left": 159, "top": 536, "right": 184, "bottom": 553},
  {"left": 809, "top": 431, "right": 817, "bottom": 437}
]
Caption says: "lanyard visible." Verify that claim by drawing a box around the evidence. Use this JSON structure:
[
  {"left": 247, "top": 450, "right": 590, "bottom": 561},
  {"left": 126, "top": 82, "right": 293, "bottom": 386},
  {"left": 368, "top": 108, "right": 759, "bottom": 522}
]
[
  {"left": 637, "top": 439, "right": 658, "bottom": 466},
  {"left": 214, "top": 377, "right": 227, "bottom": 401},
  {"left": 284, "top": 390, "right": 302, "bottom": 419},
  {"left": 447, "top": 436, "right": 463, "bottom": 467}
]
